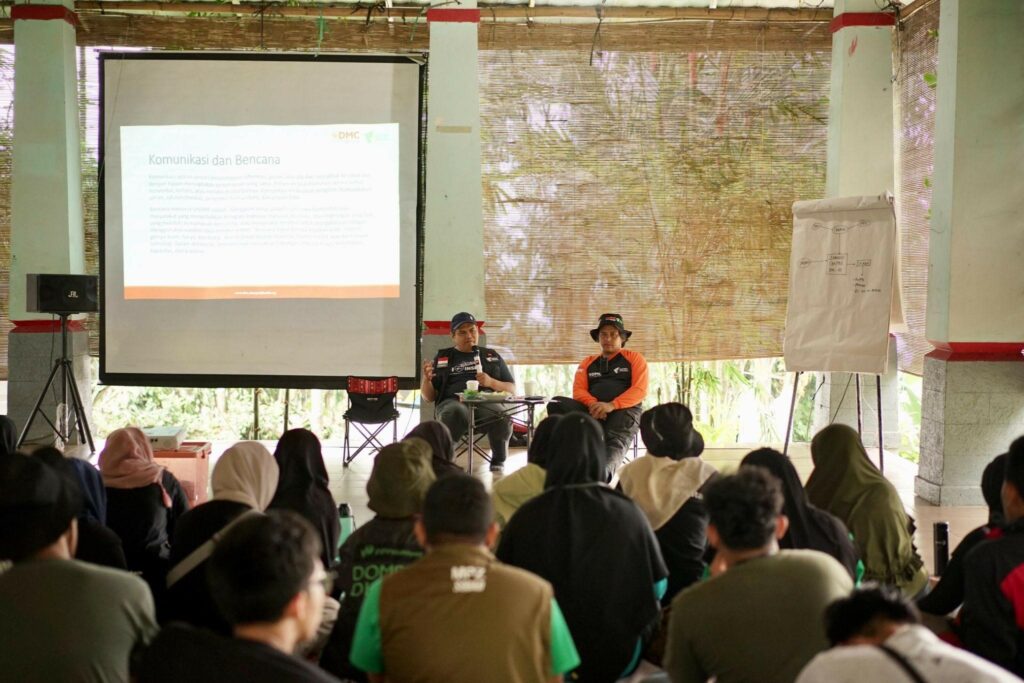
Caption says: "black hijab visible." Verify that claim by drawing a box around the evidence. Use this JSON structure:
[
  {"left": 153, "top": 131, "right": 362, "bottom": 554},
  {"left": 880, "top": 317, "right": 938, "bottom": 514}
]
[
  {"left": 405, "top": 421, "right": 461, "bottom": 478},
  {"left": 741, "top": 448, "right": 859, "bottom": 579},
  {"left": 500, "top": 413, "right": 668, "bottom": 681},
  {"left": 269, "top": 429, "right": 339, "bottom": 568},
  {"left": 0, "top": 416, "right": 17, "bottom": 457},
  {"left": 526, "top": 415, "right": 562, "bottom": 468},
  {"left": 544, "top": 413, "right": 606, "bottom": 488}
]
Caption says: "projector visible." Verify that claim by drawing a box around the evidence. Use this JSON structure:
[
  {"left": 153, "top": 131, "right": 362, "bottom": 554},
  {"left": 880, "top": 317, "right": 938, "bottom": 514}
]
[{"left": 144, "top": 426, "right": 186, "bottom": 451}]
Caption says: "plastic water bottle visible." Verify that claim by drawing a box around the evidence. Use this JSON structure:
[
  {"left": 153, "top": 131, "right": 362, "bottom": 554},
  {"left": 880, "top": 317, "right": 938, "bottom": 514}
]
[{"left": 338, "top": 503, "right": 356, "bottom": 551}]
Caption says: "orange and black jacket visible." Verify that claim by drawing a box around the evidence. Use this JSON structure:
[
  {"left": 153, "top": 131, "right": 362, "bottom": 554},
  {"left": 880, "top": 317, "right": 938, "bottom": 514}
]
[{"left": 572, "top": 348, "right": 649, "bottom": 409}]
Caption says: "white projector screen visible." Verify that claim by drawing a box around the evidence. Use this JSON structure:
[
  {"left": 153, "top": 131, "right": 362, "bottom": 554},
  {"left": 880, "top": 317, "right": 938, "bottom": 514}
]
[{"left": 99, "top": 53, "right": 424, "bottom": 388}]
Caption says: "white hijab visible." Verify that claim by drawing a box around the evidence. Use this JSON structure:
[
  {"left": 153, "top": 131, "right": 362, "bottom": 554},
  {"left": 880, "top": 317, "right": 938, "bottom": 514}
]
[
  {"left": 211, "top": 441, "right": 279, "bottom": 510},
  {"left": 618, "top": 455, "right": 718, "bottom": 530}
]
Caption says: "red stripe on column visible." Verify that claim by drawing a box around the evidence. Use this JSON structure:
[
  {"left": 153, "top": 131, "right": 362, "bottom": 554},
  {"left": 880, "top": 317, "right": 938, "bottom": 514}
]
[
  {"left": 926, "top": 341, "right": 1024, "bottom": 362},
  {"left": 426, "top": 8, "right": 481, "bottom": 23},
  {"left": 11, "top": 4, "right": 79, "bottom": 26},
  {"left": 12, "top": 319, "right": 87, "bottom": 333},
  {"left": 422, "top": 320, "right": 486, "bottom": 336},
  {"left": 829, "top": 12, "right": 895, "bottom": 33}
]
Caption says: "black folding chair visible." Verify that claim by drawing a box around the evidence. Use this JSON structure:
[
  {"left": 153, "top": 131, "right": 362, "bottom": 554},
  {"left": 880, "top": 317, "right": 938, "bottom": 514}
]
[{"left": 343, "top": 376, "right": 400, "bottom": 467}]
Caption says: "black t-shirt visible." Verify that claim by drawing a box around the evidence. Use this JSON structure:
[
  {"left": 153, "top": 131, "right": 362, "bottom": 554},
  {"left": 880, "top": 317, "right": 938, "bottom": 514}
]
[
  {"left": 430, "top": 346, "right": 513, "bottom": 401},
  {"left": 136, "top": 623, "right": 340, "bottom": 683}
]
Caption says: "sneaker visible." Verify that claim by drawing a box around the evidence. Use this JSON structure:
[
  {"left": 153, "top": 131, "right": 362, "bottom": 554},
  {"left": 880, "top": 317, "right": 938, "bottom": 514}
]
[{"left": 489, "top": 463, "right": 504, "bottom": 474}]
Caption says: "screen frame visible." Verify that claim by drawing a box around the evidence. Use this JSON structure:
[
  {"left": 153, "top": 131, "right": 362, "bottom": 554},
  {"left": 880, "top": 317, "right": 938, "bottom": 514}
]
[{"left": 98, "top": 51, "right": 426, "bottom": 390}]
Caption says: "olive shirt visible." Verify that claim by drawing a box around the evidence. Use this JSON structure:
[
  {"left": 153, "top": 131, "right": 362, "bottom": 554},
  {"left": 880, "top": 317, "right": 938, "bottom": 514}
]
[
  {"left": 664, "top": 550, "right": 853, "bottom": 683},
  {"left": 350, "top": 544, "right": 579, "bottom": 682},
  {"left": 0, "top": 558, "right": 157, "bottom": 683}
]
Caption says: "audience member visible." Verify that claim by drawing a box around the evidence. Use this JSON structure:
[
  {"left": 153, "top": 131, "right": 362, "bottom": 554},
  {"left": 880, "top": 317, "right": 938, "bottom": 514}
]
[
  {"left": 137, "top": 511, "right": 339, "bottom": 682},
  {"left": 100, "top": 426, "right": 190, "bottom": 590},
  {"left": 162, "top": 441, "right": 279, "bottom": 631},
  {"left": 497, "top": 413, "right": 667, "bottom": 681},
  {"left": 404, "top": 420, "right": 462, "bottom": 478},
  {"left": 741, "top": 447, "right": 860, "bottom": 581},
  {"left": 491, "top": 414, "right": 562, "bottom": 527},
  {"left": 619, "top": 403, "right": 717, "bottom": 603},
  {"left": 796, "top": 585, "right": 1019, "bottom": 683},
  {"left": 919, "top": 453, "right": 1006, "bottom": 616},
  {"left": 961, "top": 437, "right": 1024, "bottom": 676},
  {"left": 350, "top": 474, "right": 580, "bottom": 682},
  {"left": 0, "top": 453, "right": 157, "bottom": 682},
  {"left": 269, "top": 428, "right": 340, "bottom": 570},
  {"left": 664, "top": 467, "right": 853, "bottom": 683},
  {"left": 0, "top": 414, "right": 16, "bottom": 456},
  {"left": 35, "top": 446, "right": 127, "bottom": 569},
  {"left": 320, "top": 439, "right": 436, "bottom": 681},
  {"left": 806, "top": 424, "right": 928, "bottom": 596}
]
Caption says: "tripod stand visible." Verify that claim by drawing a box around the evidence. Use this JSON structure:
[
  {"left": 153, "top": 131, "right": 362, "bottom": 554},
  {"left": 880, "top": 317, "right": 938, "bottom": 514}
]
[{"left": 17, "top": 313, "right": 96, "bottom": 454}]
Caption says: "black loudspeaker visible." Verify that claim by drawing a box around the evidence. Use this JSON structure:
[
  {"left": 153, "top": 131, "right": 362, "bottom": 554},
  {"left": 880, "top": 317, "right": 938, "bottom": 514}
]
[{"left": 26, "top": 274, "right": 99, "bottom": 314}]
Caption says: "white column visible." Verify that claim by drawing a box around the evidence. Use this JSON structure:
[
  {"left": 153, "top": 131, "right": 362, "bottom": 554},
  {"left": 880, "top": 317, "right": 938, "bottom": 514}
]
[
  {"left": 7, "top": 1, "right": 91, "bottom": 448},
  {"left": 813, "top": 0, "right": 900, "bottom": 449},
  {"left": 916, "top": 0, "right": 1024, "bottom": 505}
]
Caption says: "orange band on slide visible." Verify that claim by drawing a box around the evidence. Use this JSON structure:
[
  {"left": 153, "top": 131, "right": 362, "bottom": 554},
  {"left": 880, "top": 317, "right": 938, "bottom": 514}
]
[{"left": 124, "top": 285, "right": 400, "bottom": 300}]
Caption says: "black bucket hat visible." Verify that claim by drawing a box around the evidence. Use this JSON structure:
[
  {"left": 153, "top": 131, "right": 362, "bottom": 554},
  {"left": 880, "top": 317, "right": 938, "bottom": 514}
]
[{"left": 589, "top": 313, "right": 632, "bottom": 342}]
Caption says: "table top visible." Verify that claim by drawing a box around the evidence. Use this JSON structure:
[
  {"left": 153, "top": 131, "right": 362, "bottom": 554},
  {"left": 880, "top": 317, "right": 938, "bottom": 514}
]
[{"left": 457, "top": 393, "right": 547, "bottom": 404}]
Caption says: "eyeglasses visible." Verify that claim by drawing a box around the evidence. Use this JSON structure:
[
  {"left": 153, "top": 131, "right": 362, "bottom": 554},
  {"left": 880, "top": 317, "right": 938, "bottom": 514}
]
[{"left": 309, "top": 568, "right": 336, "bottom": 595}]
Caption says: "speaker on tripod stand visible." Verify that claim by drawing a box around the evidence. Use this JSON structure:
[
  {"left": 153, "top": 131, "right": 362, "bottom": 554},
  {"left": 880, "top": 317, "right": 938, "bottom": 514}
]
[{"left": 17, "top": 274, "right": 99, "bottom": 453}]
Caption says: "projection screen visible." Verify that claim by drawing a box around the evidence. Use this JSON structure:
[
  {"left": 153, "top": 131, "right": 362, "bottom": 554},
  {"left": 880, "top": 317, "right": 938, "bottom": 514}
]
[{"left": 99, "top": 53, "right": 424, "bottom": 388}]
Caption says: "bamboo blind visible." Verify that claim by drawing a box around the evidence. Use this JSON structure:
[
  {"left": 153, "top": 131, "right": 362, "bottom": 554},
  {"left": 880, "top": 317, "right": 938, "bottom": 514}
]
[
  {"left": 478, "top": 21, "right": 833, "bottom": 363},
  {"left": 894, "top": 0, "right": 939, "bottom": 376}
]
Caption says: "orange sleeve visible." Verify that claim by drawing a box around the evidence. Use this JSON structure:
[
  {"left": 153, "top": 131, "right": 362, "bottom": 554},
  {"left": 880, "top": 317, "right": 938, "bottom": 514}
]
[
  {"left": 572, "top": 356, "right": 599, "bottom": 406},
  {"left": 611, "top": 350, "right": 648, "bottom": 410}
]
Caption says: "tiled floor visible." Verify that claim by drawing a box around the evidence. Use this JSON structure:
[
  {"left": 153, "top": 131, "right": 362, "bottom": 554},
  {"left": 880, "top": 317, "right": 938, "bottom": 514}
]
[{"left": 123, "top": 437, "right": 986, "bottom": 576}]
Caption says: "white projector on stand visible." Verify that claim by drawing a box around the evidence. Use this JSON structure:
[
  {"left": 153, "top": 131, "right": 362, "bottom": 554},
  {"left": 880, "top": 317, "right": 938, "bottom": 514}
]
[{"left": 144, "top": 426, "right": 186, "bottom": 451}]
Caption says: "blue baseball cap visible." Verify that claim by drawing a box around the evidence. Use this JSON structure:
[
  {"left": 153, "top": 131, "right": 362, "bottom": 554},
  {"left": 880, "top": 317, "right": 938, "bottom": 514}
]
[{"left": 450, "top": 312, "right": 478, "bottom": 335}]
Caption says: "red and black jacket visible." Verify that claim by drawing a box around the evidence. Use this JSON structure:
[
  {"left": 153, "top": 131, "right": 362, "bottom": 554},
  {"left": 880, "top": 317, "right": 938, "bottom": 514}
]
[
  {"left": 961, "top": 519, "right": 1024, "bottom": 676},
  {"left": 572, "top": 348, "right": 649, "bottom": 409}
]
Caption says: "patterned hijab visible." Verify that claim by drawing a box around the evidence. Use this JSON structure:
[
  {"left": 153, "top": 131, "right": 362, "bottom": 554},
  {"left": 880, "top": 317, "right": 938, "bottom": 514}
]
[
  {"left": 98, "top": 427, "right": 171, "bottom": 507},
  {"left": 211, "top": 442, "right": 279, "bottom": 511}
]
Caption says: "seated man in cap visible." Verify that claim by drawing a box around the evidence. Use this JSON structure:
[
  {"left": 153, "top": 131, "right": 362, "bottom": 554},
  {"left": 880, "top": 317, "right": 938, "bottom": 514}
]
[
  {"left": 421, "top": 312, "right": 516, "bottom": 473},
  {"left": 0, "top": 453, "right": 158, "bottom": 682},
  {"left": 550, "top": 313, "right": 648, "bottom": 476}
]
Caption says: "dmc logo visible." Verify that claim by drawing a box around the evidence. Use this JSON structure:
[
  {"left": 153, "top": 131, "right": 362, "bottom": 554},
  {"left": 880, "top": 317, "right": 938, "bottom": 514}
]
[
  {"left": 333, "top": 131, "right": 360, "bottom": 141},
  {"left": 613, "top": 367, "right": 629, "bottom": 374}
]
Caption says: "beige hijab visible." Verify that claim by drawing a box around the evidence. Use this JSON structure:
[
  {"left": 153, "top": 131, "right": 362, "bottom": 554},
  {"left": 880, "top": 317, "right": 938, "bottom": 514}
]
[
  {"left": 211, "top": 441, "right": 279, "bottom": 510},
  {"left": 618, "top": 455, "right": 718, "bottom": 530}
]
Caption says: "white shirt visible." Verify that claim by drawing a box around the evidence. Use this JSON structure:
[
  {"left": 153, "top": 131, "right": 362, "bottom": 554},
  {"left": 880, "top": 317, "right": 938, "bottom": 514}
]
[{"left": 796, "top": 624, "right": 1022, "bottom": 683}]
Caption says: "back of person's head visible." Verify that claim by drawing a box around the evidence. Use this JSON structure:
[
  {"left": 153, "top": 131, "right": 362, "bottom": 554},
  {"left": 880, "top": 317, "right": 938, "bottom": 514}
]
[
  {"left": 272, "top": 428, "right": 328, "bottom": 493},
  {"left": 527, "top": 415, "right": 563, "bottom": 468},
  {"left": 640, "top": 403, "right": 703, "bottom": 460},
  {"left": 704, "top": 466, "right": 783, "bottom": 551},
  {"left": 741, "top": 448, "right": 805, "bottom": 505},
  {"left": 367, "top": 440, "right": 436, "bottom": 518},
  {"left": 207, "top": 510, "right": 321, "bottom": 626},
  {"left": 404, "top": 421, "right": 455, "bottom": 464},
  {"left": 212, "top": 441, "right": 280, "bottom": 511},
  {"left": 1004, "top": 438, "right": 1024, "bottom": 522},
  {"left": 544, "top": 413, "right": 606, "bottom": 487},
  {"left": 982, "top": 453, "right": 1008, "bottom": 523},
  {"left": 421, "top": 475, "right": 493, "bottom": 545},
  {"left": 824, "top": 584, "right": 920, "bottom": 646},
  {"left": 0, "top": 453, "right": 83, "bottom": 561}
]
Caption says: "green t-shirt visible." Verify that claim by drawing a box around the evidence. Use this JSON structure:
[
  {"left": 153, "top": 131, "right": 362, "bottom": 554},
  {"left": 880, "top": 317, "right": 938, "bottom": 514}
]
[{"left": 351, "top": 577, "right": 580, "bottom": 676}]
